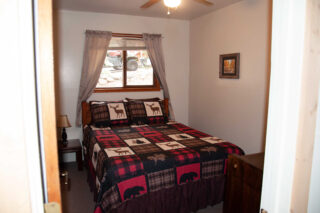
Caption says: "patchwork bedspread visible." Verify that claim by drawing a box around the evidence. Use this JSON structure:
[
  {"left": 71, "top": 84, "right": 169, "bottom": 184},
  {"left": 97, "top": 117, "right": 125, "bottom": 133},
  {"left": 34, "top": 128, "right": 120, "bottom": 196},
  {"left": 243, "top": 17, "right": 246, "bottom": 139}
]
[{"left": 83, "top": 121, "right": 244, "bottom": 213}]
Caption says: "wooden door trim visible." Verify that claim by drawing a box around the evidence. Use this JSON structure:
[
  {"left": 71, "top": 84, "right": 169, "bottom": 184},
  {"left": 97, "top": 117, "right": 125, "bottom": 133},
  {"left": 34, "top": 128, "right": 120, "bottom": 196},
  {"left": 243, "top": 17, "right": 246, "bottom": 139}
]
[{"left": 37, "top": 0, "right": 61, "bottom": 207}]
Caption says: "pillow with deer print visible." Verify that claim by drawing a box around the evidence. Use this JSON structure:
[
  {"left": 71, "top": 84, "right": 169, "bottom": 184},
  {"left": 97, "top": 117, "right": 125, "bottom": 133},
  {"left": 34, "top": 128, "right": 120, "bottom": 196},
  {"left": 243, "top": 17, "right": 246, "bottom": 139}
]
[
  {"left": 127, "top": 100, "right": 168, "bottom": 125},
  {"left": 90, "top": 101, "right": 130, "bottom": 127}
]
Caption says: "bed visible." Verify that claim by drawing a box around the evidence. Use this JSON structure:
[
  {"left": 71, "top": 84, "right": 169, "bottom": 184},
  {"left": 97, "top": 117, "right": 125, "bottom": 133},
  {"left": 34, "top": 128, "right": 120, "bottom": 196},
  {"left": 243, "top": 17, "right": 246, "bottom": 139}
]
[{"left": 81, "top": 99, "right": 244, "bottom": 213}]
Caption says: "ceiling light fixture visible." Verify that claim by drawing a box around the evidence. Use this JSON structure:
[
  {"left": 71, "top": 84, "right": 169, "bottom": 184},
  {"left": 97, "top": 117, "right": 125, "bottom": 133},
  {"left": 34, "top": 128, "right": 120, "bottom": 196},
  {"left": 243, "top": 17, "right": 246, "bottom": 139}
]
[
  {"left": 164, "top": 0, "right": 181, "bottom": 15},
  {"left": 164, "top": 0, "right": 181, "bottom": 8}
]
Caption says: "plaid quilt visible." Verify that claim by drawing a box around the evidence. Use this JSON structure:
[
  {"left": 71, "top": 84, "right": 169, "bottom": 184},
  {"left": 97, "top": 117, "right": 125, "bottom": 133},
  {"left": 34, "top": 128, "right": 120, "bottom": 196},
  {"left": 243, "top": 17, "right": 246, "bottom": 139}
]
[{"left": 83, "top": 122, "right": 244, "bottom": 213}]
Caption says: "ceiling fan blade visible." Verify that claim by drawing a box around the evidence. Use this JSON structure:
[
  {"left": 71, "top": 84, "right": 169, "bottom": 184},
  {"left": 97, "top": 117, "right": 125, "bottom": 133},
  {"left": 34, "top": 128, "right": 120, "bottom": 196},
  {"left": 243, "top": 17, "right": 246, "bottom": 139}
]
[
  {"left": 194, "top": 0, "right": 214, "bottom": 6},
  {"left": 140, "top": 0, "right": 161, "bottom": 8}
]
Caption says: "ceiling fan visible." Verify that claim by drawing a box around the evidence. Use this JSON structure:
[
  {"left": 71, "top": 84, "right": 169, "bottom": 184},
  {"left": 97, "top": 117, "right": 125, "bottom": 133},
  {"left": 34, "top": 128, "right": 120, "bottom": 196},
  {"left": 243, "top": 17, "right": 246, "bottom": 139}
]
[{"left": 140, "top": 0, "right": 213, "bottom": 9}]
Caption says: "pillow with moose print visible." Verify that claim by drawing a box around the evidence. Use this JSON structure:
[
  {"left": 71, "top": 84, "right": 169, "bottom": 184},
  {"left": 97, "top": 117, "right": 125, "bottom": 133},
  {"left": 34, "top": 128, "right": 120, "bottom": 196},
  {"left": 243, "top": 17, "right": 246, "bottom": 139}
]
[
  {"left": 127, "top": 100, "right": 168, "bottom": 125},
  {"left": 90, "top": 101, "right": 130, "bottom": 127}
]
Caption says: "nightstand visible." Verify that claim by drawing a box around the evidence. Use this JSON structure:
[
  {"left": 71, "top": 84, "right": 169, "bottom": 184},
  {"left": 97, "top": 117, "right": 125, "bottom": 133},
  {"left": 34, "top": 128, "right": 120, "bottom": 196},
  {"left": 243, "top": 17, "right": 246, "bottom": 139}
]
[{"left": 58, "top": 139, "right": 83, "bottom": 170}]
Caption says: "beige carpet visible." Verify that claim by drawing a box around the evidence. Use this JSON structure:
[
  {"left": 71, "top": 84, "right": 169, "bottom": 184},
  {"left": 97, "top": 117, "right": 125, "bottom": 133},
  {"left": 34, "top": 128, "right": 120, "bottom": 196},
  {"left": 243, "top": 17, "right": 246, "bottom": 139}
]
[{"left": 60, "top": 162, "right": 223, "bottom": 213}]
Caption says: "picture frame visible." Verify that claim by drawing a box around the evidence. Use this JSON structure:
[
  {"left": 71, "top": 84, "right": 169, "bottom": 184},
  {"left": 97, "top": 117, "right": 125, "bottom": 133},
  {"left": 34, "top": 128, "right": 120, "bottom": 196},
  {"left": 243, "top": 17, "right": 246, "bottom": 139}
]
[{"left": 219, "top": 53, "right": 240, "bottom": 79}]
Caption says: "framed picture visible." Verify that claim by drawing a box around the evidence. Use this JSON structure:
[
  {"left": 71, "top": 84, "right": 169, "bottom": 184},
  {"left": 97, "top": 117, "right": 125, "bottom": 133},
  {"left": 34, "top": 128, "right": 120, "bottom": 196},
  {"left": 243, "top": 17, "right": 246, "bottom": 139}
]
[{"left": 219, "top": 53, "right": 240, "bottom": 79}]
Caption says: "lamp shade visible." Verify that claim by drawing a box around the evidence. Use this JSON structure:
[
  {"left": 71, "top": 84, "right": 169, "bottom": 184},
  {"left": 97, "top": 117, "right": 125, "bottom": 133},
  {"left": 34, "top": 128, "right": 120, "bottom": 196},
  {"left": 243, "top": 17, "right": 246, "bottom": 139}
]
[
  {"left": 164, "top": 0, "right": 181, "bottom": 8},
  {"left": 57, "top": 115, "right": 71, "bottom": 128}
]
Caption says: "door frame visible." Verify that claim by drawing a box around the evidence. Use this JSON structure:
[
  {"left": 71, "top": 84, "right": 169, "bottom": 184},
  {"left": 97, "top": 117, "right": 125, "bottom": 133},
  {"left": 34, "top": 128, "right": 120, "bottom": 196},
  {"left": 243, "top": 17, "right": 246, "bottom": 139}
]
[
  {"left": 34, "top": 0, "right": 62, "bottom": 208},
  {"left": 261, "top": 0, "right": 320, "bottom": 212}
]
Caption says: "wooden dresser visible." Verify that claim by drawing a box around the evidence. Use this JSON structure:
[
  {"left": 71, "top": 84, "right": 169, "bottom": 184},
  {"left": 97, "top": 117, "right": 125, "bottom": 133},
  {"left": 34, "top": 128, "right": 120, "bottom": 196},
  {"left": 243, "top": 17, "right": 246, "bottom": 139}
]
[{"left": 223, "top": 153, "right": 264, "bottom": 213}]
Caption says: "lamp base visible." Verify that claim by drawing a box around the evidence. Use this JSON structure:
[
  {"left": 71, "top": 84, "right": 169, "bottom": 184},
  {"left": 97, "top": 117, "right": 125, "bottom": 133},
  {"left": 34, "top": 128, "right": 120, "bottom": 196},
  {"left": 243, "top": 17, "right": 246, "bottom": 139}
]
[{"left": 61, "top": 128, "right": 68, "bottom": 146}]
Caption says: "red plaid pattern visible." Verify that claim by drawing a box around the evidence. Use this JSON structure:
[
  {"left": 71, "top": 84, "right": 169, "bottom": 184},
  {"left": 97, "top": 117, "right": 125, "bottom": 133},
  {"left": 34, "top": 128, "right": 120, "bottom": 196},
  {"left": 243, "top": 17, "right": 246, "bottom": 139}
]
[
  {"left": 214, "top": 142, "right": 244, "bottom": 155},
  {"left": 182, "top": 129, "right": 210, "bottom": 138},
  {"left": 94, "top": 129, "right": 115, "bottom": 136},
  {"left": 98, "top": 140, "right": 127, "bottom": 148},
  {"left": 108, "top": 155, "right": 144, "bottom": 180},
  {"left": 170, "top": 123, "right": 192, "bottom": 132},
  {"left": 110, "top": 119, "right": 130, "bottom": 126},
  {"left": 95, "top": 135, "right": 126, "bottom": 148},
  {"left": 133, "top": 126, "right": 154, "bottom": 132},
  {"left": 168, "top": 148, "right": 200, "bottom": 165},
  {"left": 148, "top": 116, "right": 165, "bottom": 124},
  {"left": 139, "top": 131, "right": 172, "bottom": 143}
]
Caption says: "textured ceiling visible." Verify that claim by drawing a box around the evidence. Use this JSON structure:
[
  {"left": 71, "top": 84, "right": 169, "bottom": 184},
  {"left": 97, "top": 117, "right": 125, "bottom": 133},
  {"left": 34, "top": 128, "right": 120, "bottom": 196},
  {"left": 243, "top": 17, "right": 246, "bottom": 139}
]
[{"left": 53, "top": 0, "right": 242, "bottom": 20}]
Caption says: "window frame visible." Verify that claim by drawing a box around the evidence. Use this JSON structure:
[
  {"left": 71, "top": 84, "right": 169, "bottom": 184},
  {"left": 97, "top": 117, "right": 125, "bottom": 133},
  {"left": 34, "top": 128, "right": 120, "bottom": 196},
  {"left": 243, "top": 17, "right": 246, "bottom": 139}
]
[{"left": 94, "top": 33, "right": 160, "bottom": 93}]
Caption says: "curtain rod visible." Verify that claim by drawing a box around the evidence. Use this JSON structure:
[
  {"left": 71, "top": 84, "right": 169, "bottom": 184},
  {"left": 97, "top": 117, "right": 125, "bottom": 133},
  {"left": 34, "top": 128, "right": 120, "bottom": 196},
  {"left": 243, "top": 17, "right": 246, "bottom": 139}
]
[
  {"left": 112, "top": 33, "right": 164, "bottom": 39},
  {"left": 85, "top": 31, "right": 164, "bottom": 39},
  {"left": 112, "top": 33, "right": 143, "bottom": 38}
]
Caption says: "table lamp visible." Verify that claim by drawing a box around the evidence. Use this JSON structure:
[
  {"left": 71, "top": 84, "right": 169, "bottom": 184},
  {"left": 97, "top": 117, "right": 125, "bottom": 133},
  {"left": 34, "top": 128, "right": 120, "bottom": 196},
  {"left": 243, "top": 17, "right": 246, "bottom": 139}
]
[{"left": 58, "top": 115, "right": 71, "bottom": 146}]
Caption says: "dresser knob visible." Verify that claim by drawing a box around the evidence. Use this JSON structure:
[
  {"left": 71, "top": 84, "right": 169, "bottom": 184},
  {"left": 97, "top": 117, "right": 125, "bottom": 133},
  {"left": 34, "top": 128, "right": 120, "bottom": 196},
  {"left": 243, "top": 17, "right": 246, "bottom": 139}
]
[{"left": 233, "top": 164, "right": 238, "bottom": 168}]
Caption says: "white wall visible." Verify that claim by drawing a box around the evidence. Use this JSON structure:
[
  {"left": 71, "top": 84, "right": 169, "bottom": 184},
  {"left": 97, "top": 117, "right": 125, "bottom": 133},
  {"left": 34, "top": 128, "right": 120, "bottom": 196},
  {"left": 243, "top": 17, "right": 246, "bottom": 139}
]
[
  {"left": 54, "top": 10, "right": 190, "bottom": 161},
  {"left": 189, "top": 0, "right": 271, "bottom": 154}
]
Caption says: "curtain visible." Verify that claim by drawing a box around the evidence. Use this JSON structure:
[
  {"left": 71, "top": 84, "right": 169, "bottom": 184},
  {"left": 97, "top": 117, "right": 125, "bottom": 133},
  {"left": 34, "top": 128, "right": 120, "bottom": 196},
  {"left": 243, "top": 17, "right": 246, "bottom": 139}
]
[
  {"left": 143, "top": 33, "right": 175, "bottom": 120},
  {"left": 76, "top": 30, "right": 112, "bottom": 126}
]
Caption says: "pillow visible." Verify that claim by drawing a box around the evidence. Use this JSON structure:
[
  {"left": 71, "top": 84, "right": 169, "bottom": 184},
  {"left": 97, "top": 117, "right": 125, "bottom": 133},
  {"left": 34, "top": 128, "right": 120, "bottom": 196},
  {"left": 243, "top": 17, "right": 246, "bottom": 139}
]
[
  {"left": 127, "top": 100, "right": 168, "bottom": 125},
  {"left": 124, "top": 97, "right": 160, "bottom": 102},
  {"left": 90, "top": 101, "right": 130, "bottom": 127}
]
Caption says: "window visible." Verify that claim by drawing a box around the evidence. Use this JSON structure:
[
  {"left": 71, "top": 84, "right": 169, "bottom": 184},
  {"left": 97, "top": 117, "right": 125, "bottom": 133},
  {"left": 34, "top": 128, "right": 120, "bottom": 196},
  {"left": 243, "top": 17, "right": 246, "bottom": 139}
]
[{"left": 94, "top": 35, "right": 160, "bottom": 93}]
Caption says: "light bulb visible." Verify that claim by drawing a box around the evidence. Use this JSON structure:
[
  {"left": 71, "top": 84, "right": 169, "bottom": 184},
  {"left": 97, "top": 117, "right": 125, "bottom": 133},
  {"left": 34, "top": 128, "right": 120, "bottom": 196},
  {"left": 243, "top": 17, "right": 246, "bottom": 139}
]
[{"left": 164, "top": 0, "right": 181, "bottom": 8}]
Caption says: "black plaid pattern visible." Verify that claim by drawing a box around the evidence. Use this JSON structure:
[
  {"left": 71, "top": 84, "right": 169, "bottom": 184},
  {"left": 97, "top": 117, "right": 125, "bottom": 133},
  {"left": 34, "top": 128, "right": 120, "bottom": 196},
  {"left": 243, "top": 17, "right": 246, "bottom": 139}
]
[
  {"left": 158, "top": 129, "right": 182, "bottom": 135},
  {"left": 88, "top": 136, "right": 98, "bottom": 160},
  {"left": 126, "top": 102, "right": 148, "bottom": 125},
  {"left": 179, "top": 139, "right": 209, "bottom": 148},
  {"left": 147, "top": 168, "right": 175, "bottom": 192},
  {"left": 201, "top": 159, "right": 224, "bottom": 179},
  {"left": 96, "top": 150, "right": 108, "bottom": 181},
  {"left": 90, "top": 102, "right": 110, "bottom": 127},
  {"left": 131, "top": 144, "right": 162, "bottom": 155},
  {"left": 100, "top": 185, "right": 121, "bottom": 211},
  {"left": 118, "top": 132, "right": 142, "bottom": 140}
]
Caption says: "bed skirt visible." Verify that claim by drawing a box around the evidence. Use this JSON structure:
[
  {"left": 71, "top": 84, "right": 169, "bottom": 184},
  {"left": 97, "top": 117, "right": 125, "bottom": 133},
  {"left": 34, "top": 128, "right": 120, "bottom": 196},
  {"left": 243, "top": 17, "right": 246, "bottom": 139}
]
[
  {"left": 106, "top": 175, "right": 224, "bottom": 213},
  {"left": 85, "top": 152, "right": 225, "bottom": 213}
]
